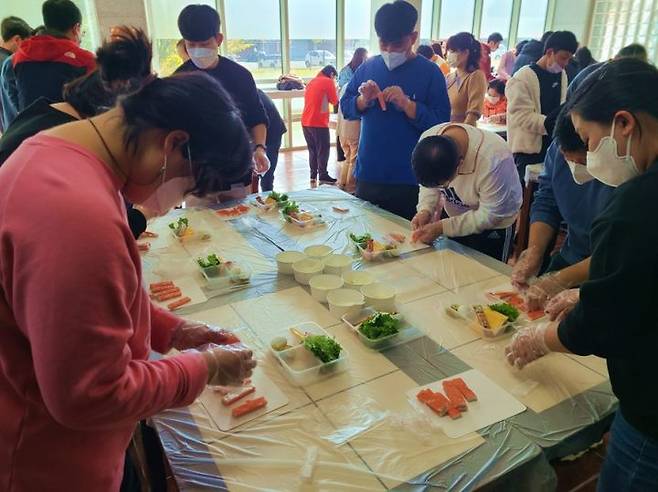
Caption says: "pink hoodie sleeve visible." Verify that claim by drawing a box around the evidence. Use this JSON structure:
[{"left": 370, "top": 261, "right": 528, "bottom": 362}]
[
  {"left": 9, "top": 199, "right": 207, "bottom": 431},
  {"left": 150, "top": 303, "right": 184, "bottom": 354}
]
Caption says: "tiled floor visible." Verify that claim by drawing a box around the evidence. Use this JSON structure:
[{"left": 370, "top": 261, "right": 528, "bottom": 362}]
[{"left": 270, "top": 147, "right": 341, "bottom": 193}]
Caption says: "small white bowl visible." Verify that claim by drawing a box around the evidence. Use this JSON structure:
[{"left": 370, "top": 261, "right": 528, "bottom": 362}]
[
  {"left": 323, "top": 254, "right": 354, "bottom": 275},
  {"left": 276, "top": 251, "right": 306, "bottom": 274},
  {"left": 309, "top": 274, "right": 344, "bottom": 303},
  {"left": 361, "top": 282, "right": 397, "bottom": 312},
  {"left": 292, "top": 258, "right": 324, "bottom": 285},
  {"left": 304, "top": 244, "right": 333, "bottom": 259},
  {"left": 326, "top": 288, "right": 365, "bottom": 318},
  {"left": 342, "top": 270, "right": 375, "bottom": 290}
]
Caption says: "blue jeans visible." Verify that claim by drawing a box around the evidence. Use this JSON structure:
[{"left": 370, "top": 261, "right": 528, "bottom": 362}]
[{"left": 597, "top": 411, "right": 658, "bottom": 492}]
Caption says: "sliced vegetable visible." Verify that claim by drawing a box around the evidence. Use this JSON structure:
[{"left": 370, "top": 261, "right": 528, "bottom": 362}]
[
  {"left": 489, "top": 302, "right": 520, "bottom": 322},
  {"left": 358, "top": 312, "right": 400, "bottom": 340},
  {"left": 303, "top": 335, "right": 342, "bottom": 363},
  {"left": 168, "top": 217, "right": 189, "bottom": 237},
  {"left": 231, "top": 396, "right": 268, "bottom": 418},
  {"left": 197, "top": 253, "right": 223, "bottom": 269},
  {"left": 349, "top": 232, "right": 372, "bottom": 249},
  {"left": 282, "top": 201, "right": 300, "bottom": 216},
  {"left": 221, "top": 386, "right": 256, "bottom": 406}
]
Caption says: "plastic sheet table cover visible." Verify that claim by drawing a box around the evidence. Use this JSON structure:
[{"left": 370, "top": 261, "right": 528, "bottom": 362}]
[{"left": 147, "top": 187, "right": 617, "bottom": 490}]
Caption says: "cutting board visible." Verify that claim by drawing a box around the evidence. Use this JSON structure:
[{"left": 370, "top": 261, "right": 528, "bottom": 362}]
[
  {"left": 198, "top": 368, "right": 289, "bottom": 432},
  {"left": 407, "top": 369, "right": 526, "bottom": 438}
]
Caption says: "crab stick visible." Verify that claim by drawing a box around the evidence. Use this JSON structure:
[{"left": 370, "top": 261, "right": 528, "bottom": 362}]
[
  {"left": 221, "top": 386, "right": 256, "bottom": 406},
  {"left": 377, "top": 92, "right": 386, "bottom": 111},
  {"left": 427, "top": 393, "right": 450, "bottom": 416},
  {"left": 445, "top": 378, "right": 478, "bottom": 402},
  {"left": 231, "top": 396, "right": 267, "bottom": 418},
  {"left": 157, "top": 289, "right": 182, "bottom": 302},
  {"left": 150, "top": 281, "right": 174, "bottom": 291},
  {"left": 167, "top": 296, "right": 191, "bottom": 311},
  {"left": 150, "top": 286, "right": 179, "bottom": 298},
  {"left": 151, "top": 284, "right": 179, "bottom": 295},
  {"left": 446, "top": 406, "right": 462, "bottom": 420},
  {"left": 443, "top": 382, "right": 468, "bottom": 411},
  {"left": 416, "top": 388, "right": 437, "bottom": 404}
]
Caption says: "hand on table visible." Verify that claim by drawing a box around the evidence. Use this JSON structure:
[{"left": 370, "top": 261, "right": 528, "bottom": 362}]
[
  {"left": 382, "top": 86, "right": 410, "bottom": 111},
  {"left": 505, "top": 323, "right": 551, "bottom": 369},
  {"left": 511, "top": 246, "right": 542, "bottom": 291},
  {"left": 524, "top": 273, "right": 567, "bottom": 312},
  {"left": 357, "top": 80, "right": 381, "bottom": 104},
  {"left": 253, "top": 148, "right": 271, "bottom": 175},
  {"left": 202, "top": 343, "right": 257, "bottom": 386},
  {"left": 411, "top": 221, "right": 443, "bottom": 244},
  {"left": 545, "top": 288, "right": 580, "bottom": 322},
  {"left": 172, "top": 321, "right": 241, "bottom": 351}
]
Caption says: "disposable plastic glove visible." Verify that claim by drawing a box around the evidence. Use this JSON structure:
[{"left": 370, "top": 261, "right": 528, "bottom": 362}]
[
  {"left": 511, "top": 246, "right": 542, "bottom": 290},
  {"left": 545, "top": 288, "right": 580, "bottom": 322},
  {"left": 357, "top": 80, "right": 381, "bottom": 104},
  {"left": 524, "top": 273, "right": 567, "bottom": 312},
  {"left": 201, "top": 343, "right": 257, "bottom": 386},
  {"left": 171, "top": 321, "right": 241, "bottom": 351},
  {"left": 411, "top": 210, "right": 432, "bottom": 230},
  {"left": 505, "top": 324, "right": 550, "bottom": 369},
  {"left": 411, "top": 221, "right": 443, "bottom": 244}
]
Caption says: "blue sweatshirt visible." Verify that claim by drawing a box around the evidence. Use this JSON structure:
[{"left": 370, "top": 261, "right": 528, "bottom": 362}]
[
  {"left": 341, "top": 55, "right": 450, "bottom": 186},
  {"left": 530, "top": 142, "right": 614, "bottom": 265}
]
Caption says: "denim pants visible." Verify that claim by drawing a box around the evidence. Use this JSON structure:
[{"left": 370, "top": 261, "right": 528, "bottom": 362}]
[{"left": 597, "top": 411, "right": 658, "bottom": 492}]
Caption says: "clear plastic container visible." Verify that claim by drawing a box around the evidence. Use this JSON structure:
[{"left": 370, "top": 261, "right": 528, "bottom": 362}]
[
  {"left": 342, "top": 308, "right": 414, "bottom": 351},
  {"left": 170, "top": 227, "right": 212, "bottom": 242},
  {"left": 196, "top": 259, "right": 252, "bottom": 289},
  {"left": 444, "top": 304, "right": 518, "bottom": 339},
  {"left": 350, "top": 235, "right": 400, "bottom": 261},
  {"left": 281, "top": 206, "right": 325, "bottom": 229},
  {"left": 269, "top": 322, "right": 349, "bottom": 386},
  {"left": 252, "top": 196, "right": 277, "bottom": 212}
]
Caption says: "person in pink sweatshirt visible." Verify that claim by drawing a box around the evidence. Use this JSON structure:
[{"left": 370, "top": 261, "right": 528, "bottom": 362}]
[{"left": 0, "top": 71, "right": 257, "bottom": 491}]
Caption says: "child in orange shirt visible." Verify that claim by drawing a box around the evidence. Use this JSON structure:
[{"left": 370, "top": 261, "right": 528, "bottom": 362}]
[{"left": 483, "top": 78, "right": 507, "bottom": 124}]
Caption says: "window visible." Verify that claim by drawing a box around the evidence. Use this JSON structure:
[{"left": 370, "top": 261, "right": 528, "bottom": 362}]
[
  {"left": 146, "top": 0, "right": 215, "bottom": 76},
  {"left": 479, "top": 0, "right": 513, "bottom": 66},
  {"left": 420, "top": 0, "right": 433, "bottom": 44},
  {"left": 517, "top": 0, "right": 549, "bottom": 41},
  {"left": 345, "top": 0, "right": 371, "bottom": 64},
  {"left": 288, "top": 0, "right": 336, "bottom": 78},
  {"left": 439, "top": 0, "right": 475, "bottom": 39},
  {"left": 224, "top": 0, "right": 281, "bottom": 81}
]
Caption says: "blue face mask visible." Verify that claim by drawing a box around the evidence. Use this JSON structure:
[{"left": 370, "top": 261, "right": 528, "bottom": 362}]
[{"left": 381, "top": 50, "right": 407, "bottom": 71}]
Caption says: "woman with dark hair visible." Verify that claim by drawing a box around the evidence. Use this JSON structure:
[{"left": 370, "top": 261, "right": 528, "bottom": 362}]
[
  {"left": 0, "top": 70, "right": 256, "bottom": 491},
  {"left": 445, "top": 32, "right": 487, "bottom": 125},
  {"left": 505, "top": 59, "right": 658, "bottom": 492},
  {"left": 338, "top": 47, "right": 368, "bottom": 90}
]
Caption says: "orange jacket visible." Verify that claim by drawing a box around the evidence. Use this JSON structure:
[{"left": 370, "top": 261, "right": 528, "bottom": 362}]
[
  {"left": 483, "top": 96, "right": 507, "bottom": 117},
  {"left": 302, "top": 73, "right": 338, "bottom": 128}
]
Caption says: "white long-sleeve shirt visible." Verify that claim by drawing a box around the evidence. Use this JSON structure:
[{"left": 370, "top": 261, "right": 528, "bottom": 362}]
[{"left": 416, "top": 123, "right": 523, "bottom": 237}]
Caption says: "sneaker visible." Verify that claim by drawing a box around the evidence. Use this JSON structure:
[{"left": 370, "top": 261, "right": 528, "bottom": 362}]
[
  {"left": 319, "top": 175, "right": 337, "bottom": 185},
  {"left": 310, "top": 178, "right": 318, "bottom": 188}
]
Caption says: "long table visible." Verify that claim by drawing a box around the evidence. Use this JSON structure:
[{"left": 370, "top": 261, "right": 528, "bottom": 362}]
[{"left": 145, "top": 187, "right": 616, "bottom": 491}]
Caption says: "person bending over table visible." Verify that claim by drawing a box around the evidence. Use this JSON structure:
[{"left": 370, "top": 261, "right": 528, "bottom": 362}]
[
  {"left": 505, "top": 59, "right": 658, "bottom": 492},
  {"left": 0, "top": 72, "right": 257, "bottom": 491},
  {"left": 512, "top": 110, "right": 614, "bottom": 315},
  {"left": 340, "top": 0, "right": 450, "bottom": 220},
  {"left": 410, "top": 123, "right": 522, "bottom": 262}
]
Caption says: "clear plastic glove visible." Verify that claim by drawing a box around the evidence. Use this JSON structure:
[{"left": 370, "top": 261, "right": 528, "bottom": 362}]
[
  {"left": 201, "top": 343, "right": 257, "bottom": 386},
  {"left": 411, "top": 210, "right": 432, "bottom": 230},
  {"left": 171, "top": 321, "right": 241, "bottom": 351},
  {"left": 252, "top": 148, "right": 271, "bottom": 175},
  {"left": 382, "top": 86, "right": 410, "bottom": 111},
  {"left": 357, "top": 80, "right": 381, "bottom": 104},
  {"left": 524, "top": 273, "right": 567, "bottom": 312},
  {"left": 511, "top": 246, "right": 542, "bottom": 290},
  {"left": 505, "top": 323, "right": 550, "bottom": 369},
  {"left": 411, "top": 221, "right": 443, "bottom": 244},
  {"left": 545, "top": 288, "right": 580, "bottom": 322}
]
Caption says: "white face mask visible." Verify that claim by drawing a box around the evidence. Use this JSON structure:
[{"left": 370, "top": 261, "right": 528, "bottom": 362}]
[
  {"left": 567, "top": 160, "right": 594, "bottom": 184},
  {"left": 446, "top": 51, "right": 459, "bottom": 67},
  {"left": 485, "top": 94, "right": 500, "bottom": 105},
  {"left": 140, "top": 150, "right": 195, "bottom": 217},
  {"left": 188, "top": 47, "right": 218, "bottom": 69},
  {"left": 381, "top": 50, "right": 407, "bottom": 71},
  {"left": 586, "top": 119, "right": 640, "bottom": 187}
]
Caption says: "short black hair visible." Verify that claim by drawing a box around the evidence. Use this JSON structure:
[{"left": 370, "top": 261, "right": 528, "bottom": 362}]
[
  {"left": 540, "top": 31, "right": 554, "bottom": 44},
  {"left": 487, "top": 32, "right": 503, "bottom": 44},
  {"left": 417, "top": 44, "right": 434, "bottom": 60},
  {"left": 553, "top": 107, "right": 585, "bottom": 153},
  {"left": 178, "top": 4, "right": 220, "bottom": 42},
  {"left": 42, "top": 0, "right": 82, "bottom": 33},
  {"left": 320, "top": 65, "right": 337, "bottom": 78},
  {"left": 544, "top": 31, "right": 578, "bottom": 55},
  {"left": 488, "top": 78, "right": 506, "bottom": 96},
  {"left": 447, "top": 32, "right": 482, "bottom": 72},
  {"left": 1, "top": 16, "right": 32, "bottom": 42},
  {"left": 31, "top": 25, "right": 47, "bottom": 36},
  {"left": 515, "top": 39, "right": 528, "bottom": 53},
  {"left": 412, "top": 135, "right": 460, "bottom": 187},
  {"left": 615, "top": 43, "right": 647, "bottom": 63},
  {"left": 375, "top": 1, "right": 418, "bottom": 44}
]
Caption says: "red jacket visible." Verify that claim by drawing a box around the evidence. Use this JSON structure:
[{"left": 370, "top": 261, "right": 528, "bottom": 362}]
[
  {"left": 479, "top": 43, "right": 494, "bottom": 82},
  {"left": 302, "top": 73, "right": 338, "bottom": 128},
  {"left": 12, "top": 35, "right": 96, "bottom": 111}
]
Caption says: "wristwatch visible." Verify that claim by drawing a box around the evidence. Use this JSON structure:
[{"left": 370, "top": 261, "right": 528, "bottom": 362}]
[{"left": 253, "top": 144, "right": 267, "bottom": 152}]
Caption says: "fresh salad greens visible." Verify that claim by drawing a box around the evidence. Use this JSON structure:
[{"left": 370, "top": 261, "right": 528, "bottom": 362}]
[
  {"left": 489, "top": 302, "right": 520, "bottom": 322},
  {"left": 196, "top": 253, "right": 222, "bottom": 269},
  {"left": 358, "top": 312, "right": 400, "bottom": 340},
  {"left": 349, "top": 232, "right": 372, "bottom": 249},
  {"left": 168, "top": 217, "right": 189, "bottom": 237},
  {"left": 282, "top": 201, "right": 300, "bottom": 216},
  {"left": 269, "top": 191, "right": 289, "bottom": 203},
  {"left": 303, "top": 335, "right": 342, "bottom": 363}
]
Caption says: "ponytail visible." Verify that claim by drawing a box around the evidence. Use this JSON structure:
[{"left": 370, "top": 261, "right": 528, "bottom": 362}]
[{"left": 446, "top": 32, "right": 482, "bottom": 72}]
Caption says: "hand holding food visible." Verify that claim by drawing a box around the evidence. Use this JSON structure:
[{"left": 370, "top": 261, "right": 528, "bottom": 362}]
[
  {"left": 411, "top": 221, "right": 442, "bottom": 244},
  {"left": 171, "top": 321, "right": 241, "bottom": 350},
  {"left": 511, "top": 246, "right": 542, "bottom": 290},
  {"left": 411, "top": 210, "right": 432, "bottom": 230},
  {"left": 505, "top": 324, "right": 551, "bottom": 369},
  {"left": 545, "top": 288, "right": 580, "bottom": 322},
  {"left": 524, "top": 273, "right": 567, "bottom": 311},
  {"left": 202, "top": 343, "right": 257, "bottom": 386},
  {"left": 358, "top": 80, "right": 381, "bottom": 104},
  {"left": 252, "top": 147, "right": 271, "bottom": 175},
  {"left": 382, "top": 85, "right": 410, "bottom": 111}
]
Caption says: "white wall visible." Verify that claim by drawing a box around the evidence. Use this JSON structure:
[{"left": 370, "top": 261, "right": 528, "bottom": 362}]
[{"left": 550, "top": 0, "right": 593, "bottom": 44}]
